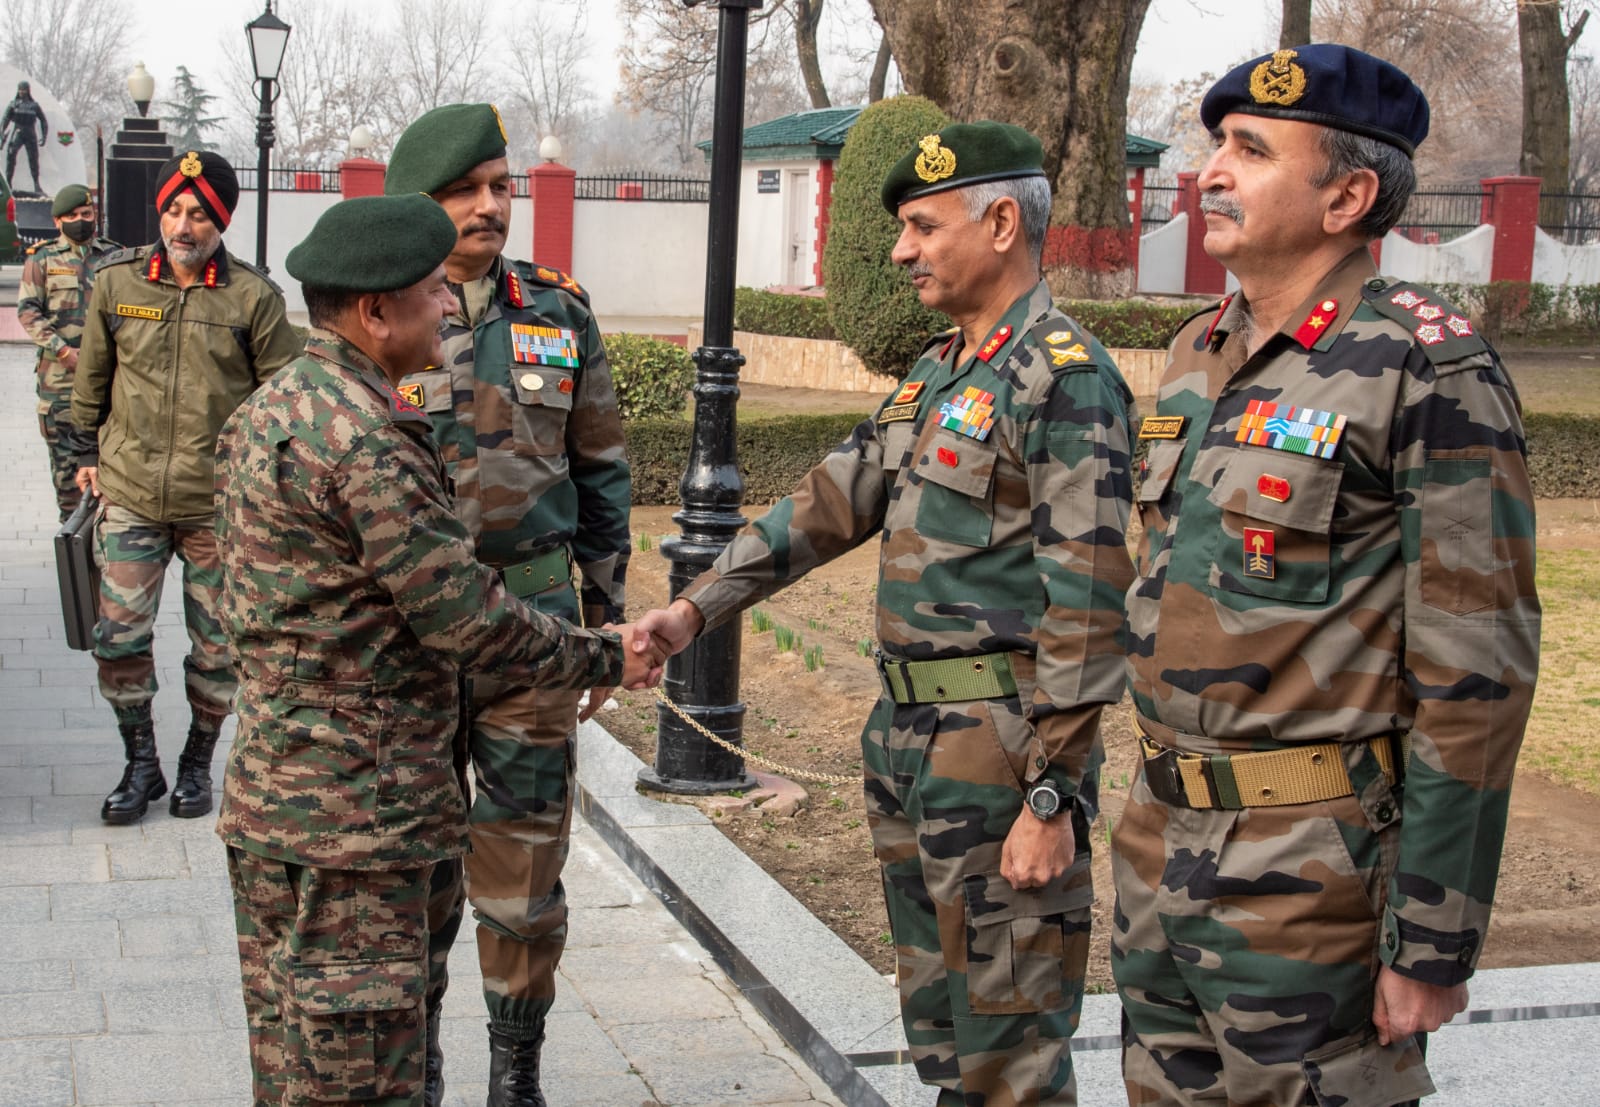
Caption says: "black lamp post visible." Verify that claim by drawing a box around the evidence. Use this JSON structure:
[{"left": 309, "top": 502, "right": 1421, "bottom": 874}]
[
  {"left": 639, "top": 0, "right": 763, "bottom": 796},
  {"left": 245, "top": 1, "right": 290, "bottom": 271},
  {"left": 105, "top": 63, "right": 172, "bottom": 248}
]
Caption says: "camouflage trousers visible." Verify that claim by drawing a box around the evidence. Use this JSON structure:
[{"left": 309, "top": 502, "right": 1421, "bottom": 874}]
[
  {"left": 92, "top": 503, "right": 235, "bottom": 715},
  {"left": 226, "top": 848, "right": 451, "bottom": 1106},
  {"left": 862, "top": 694, "right": 1094, "bottom": 1106},
  {"left": 35, "top": 382, "right": 80, "bottom": 524},
  {"left": 437, "top": 676, "right": 583, "bottom": 1033},
  {"left": 1110, "top": 769, "right": 1436, "bottom": 1106}
]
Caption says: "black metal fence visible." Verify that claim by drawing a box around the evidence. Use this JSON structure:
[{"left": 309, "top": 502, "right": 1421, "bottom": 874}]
[
  {"left": 1540, "top": 193, "right": 1600, "bottom": 245},
  {"left": 575, "top": 172, "right": 710, "bottom": 202},
  {"left": 1141, "top": 185, "right": 1181, "bottom": 229},
  {"left": 1391, "top": 187, "right": 1485, "bottom": 244},
  {"left": 234, "top": 167, "right": 344, "bottom": 193}
]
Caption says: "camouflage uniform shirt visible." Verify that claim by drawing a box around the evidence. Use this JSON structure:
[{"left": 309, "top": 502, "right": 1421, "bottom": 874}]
[
  {"left": 397, "top": 257, "right": 630, "bottom": 626},
  {"left": 16, "top": 232, "right": 119, "bottom": 399},
  {"left": 1127, "top": 247, "right": 1541, "bottom": 983},
  {"left": 685, "top": 281, "right": 1136, "bottom": 797},
  {"left": 213, "top": 331, "right": 625, "bottom": 871}
]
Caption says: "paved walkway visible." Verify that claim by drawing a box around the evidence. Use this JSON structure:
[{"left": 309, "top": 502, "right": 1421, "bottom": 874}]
[{"left": 0, "top": 340, "right": 840, "bottom": 1106}]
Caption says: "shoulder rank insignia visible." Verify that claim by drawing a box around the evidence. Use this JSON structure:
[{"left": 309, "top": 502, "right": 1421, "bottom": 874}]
[
  {"left": 977, "top": 325, "right": 1012, "bottom": 362},
  {"left": 506, "top": 270, "right": 525, "bottom": 308},
  {"left": 1364, "top": 281, "right": 1486, "bottom": 364},
  {"left": 1138, "top": 415, "right": 1186, "bottom": 439},
  {"left": 510, "top": 323, "right": 580, "bottom": 368},
  {"left": 937, "top": 386, "right": 996, "bottom": 441},
  {"left": 1292, "top": 298, "right": 1337, "bottom": 347},
  {"left": 1044, "top": 330, "right": 1073, "bottom": 345},
  {"left": 116, "top": 303, "right": 163, "bottom": 321},
  {"left": 1049, "top": 342, "right": 1090, "bottom": 367},
  {"left": 1235, "top": 398, "right": 1346, "bottom": 459}
]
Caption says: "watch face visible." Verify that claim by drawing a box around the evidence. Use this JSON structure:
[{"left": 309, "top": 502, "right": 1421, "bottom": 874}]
[{"left": 1028, "top": 783, "right": 1062, "bottom": 819}]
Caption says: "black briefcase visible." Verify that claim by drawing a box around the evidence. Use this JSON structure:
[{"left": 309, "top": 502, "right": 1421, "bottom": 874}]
[{"left": 54, "top": 496, "right": 100, "bottom": 651}]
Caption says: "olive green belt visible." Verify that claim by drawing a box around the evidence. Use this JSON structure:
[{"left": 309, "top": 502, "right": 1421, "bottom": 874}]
[
  {"left": 876, "top": 651, "right": 1017, "bottom": 704},
  {"left": 1137, "top": 726, "right": 1407, "bottom": 809},
  {"left": 499, "top": 546, "right": 573, "bottom": 600}
]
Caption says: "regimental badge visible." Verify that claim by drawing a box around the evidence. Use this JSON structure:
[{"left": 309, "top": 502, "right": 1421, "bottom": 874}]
[
  {"left": 1243, "top": 527, "right": 1276, "bottom": 579},
  {"left": 977, "top": 325, "right": 1012, "bottom": 362},
  {"left": 1049, "top": 343, "right": 1089, "bottom": 367},
  {"left": 179, "top": 151, "right": 203, "bottom": 178},
  {"left": 1416, "top": 323, "right": 1445, "bottom": 346},
  {"left": 1249, "top": 49, "right": 1307, "bottom": 107},
  {"left": 1414, "top": 303, "right": 1445, "bottom": 322},
  {"left": 1257, "top": 474, "right": 1292, "bottom": 502},
  {"left": 878, "top": 403, "right": 920, "bottom": 424},
  {"left": 892, "top": 380, "right": 925, "bottom": 406},
  {"left": 116, "top": 303, "right": 163, "bottom": 321},
  {"left": 1235, "top": 398, "right": 1347, "bottom": 460},
  {"left": 1445, "top": 314, "right": 1474, "bottom": 337},
  {"left": 1391, "top": 289, "right": 1427, "bottom": 310},
  {"left": 506, "top": 271, "right": 525, "bottom": 308},
  {"left": 1044, "top": 330, "right": 1074, "bottom": 345},
  {"left": 491, "top": 104, "right": 508, "bottom": 142},
  {"left": 937, "top": 386, "right": 996, "bottom": 441},
  {"left": 1138, "top": 415, "right": 1186, "bottom": 439},
  {"left": 510, "top": 324, "right": 581, "bottom": 368},
  {"left": 913, "top": 133, "right": 957, "bottom": 184},
  {"left": 559, "top": 272, "right": 583, "bottom": 296},
  {"left": 397, "top": 382, "right": 425, "bottom": 408}
]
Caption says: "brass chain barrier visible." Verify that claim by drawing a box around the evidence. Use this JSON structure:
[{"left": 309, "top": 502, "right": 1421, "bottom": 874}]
[{"left": 650, "top": 686, "right": 859, "bottom": 787}]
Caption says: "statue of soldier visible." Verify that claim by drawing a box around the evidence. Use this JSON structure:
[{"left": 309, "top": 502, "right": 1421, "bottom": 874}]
[{"left": 3, "top": 80, "right": 50, "bottom": 194}]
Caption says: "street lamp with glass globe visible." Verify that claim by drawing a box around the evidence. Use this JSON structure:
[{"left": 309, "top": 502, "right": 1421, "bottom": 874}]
[{"left": 245, "top": 1, "right": 291, "bottom": 269}]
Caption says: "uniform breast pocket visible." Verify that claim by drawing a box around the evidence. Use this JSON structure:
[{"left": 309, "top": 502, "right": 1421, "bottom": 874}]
[
  {"left": 1206, "top": 449, "right": 1342, "bottom": 604},
  {"left": 1136, "top": 438, "right": 1186, "bottom": 535},
  {"left": 508, "top": 367, "right": 575, "bottom": 456},
  {"left": 910, "top": 432, "right": 998, "bottom": 548}
]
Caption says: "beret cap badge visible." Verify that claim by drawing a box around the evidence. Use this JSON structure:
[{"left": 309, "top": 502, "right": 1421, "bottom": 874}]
[
  {"left": 913, "top": 134, "right": 957, "bottom": 184},
  {"left": 179, "top": 151, "right": 204, "bottom": 178},
  {"left": 1249, "top": 49, "right": 1308, "bottom": 107},
  {"left": 492, "top": 104, "right": 508, "bottom": 142}
]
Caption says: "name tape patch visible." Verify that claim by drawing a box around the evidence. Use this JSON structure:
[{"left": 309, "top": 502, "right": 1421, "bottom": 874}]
[{"left": 115, "top": 304, "right": 163, "bottom": 321}]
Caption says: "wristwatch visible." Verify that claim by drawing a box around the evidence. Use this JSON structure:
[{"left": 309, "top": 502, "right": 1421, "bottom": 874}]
[{"left": 1025, "top": 780, "right": 1064, "bottom": 820}]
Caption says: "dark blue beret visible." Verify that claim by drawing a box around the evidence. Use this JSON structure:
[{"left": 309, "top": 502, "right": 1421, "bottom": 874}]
[
  {"left": 286, "top": 194, "right": 458, "bottom": 292},
  {"left": 1201, "top": 44, "right": 1429, "bottom": 156}
]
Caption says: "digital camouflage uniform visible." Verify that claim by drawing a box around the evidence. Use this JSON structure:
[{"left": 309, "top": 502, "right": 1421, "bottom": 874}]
[
  {"left": 214, "top": 331, "right": 625, "bottom": 1106},
  {"left": 1114, "top": 247, "right": 1541, "bottom": 1105},
  {"left": 15, "top": 231, "right": 118, "bottom": 520},
  {"left": 397, "top": 256, "right": 631, "bottom": 1034},
  {"left": 70, "top": 244, "right": 299, "bottom": 719},
  {"left": 683, "top": 281, "right": 1135, "bottom": 1105}
]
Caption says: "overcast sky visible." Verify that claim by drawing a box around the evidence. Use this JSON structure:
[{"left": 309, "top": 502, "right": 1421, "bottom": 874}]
[{"left": 118, "top": 0, "right": 1275, "bottom": 115}]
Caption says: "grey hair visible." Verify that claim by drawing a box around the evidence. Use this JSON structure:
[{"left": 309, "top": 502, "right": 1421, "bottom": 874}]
[
  {"left": 958, "top": 176, "right": 1052, "bottom": 264},
  {"left": 1310, "top": 127, "right": 1417, "bottom": 240}
]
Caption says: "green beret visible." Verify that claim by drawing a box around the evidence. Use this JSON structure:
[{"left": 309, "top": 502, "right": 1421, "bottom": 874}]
[
  {"left": 286, "top": 194, "right": 458, "bottom": 293},
  {"left": 385, "top": 103, "right": 509, "bottom": 197},
  {"left": 52, "top": 184, "right": 92, "bottom": 218},
  {"left": 881, "top": 121, "right": 1047, "bottom": 213}
]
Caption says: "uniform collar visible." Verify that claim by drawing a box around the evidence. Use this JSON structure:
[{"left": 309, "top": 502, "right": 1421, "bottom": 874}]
[
  {"left": 943, "top": 279, "right": 1052, "bottom": 372},
  {"left": 1206, "top": 246, "right": 1376, "bottom": 354},
  {"left": 305, "top": 326, "right": 388, "bottom": 383},
  {"left": 144, "top": 243, "right": 232, "bottom": 288}
]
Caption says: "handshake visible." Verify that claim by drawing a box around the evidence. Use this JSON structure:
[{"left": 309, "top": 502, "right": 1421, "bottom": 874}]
[{"left": 606, "top": 598, "right": 710, "bottom": 694}]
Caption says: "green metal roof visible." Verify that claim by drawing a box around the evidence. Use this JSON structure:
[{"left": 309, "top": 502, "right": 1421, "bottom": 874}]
[{"left": 701, "top": 107, "right": 1169, "bottom": 170}]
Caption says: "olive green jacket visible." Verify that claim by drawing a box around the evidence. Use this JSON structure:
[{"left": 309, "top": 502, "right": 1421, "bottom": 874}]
[{"left": 69, "top": 244, "right": 300, "bottom": 521}]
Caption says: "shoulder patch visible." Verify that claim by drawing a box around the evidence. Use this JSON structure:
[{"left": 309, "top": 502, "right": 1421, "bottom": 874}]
[
  {"left": 1028, "top": 316, "right": 1115, "bottom": 375},
  {"left": 517, "top": 259, "right": 590, "bottom": 305},
  {"left": 1361, "top": 279, "right": 1487, "bottom": 365},
  {"left": 96, "top": 246, "right": 143, "bottom": 269},
  {"left": 228, "top": 253, "right": 285, "bottom": 296}
]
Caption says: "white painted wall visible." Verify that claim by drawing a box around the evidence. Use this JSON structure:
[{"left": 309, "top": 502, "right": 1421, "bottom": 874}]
[
  {"left": 572, "top": 198, "right": 707, "bottom": 319},
  {"left": 1378, "top": 224, "right": 1494, "bottom": 286},
  {"left": 1137, "top": 212, "right": 1187, "bottom": 294},
  {"left": 734, "top": 158, "right": 820, "bottom": 289},
  {"left": 1532, "top": 227, "right": 1600, "bottom": 287}
]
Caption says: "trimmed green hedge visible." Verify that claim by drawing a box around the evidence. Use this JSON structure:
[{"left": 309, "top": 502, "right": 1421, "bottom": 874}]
[
  {"left": 1058, "top": 300, "right": 1201, "bottom": 351},
  {"left": 734, "top": 288, "right": 836, "bottom": 340},
  {"left": 1431, "top": 281, "right": 1600, "bottom": 343},
  {"left": 626, "top": 413, "right": 868, "bottom": 505},
  {"left": 607, "top": 334, "right": 694, "bottom": 420}
]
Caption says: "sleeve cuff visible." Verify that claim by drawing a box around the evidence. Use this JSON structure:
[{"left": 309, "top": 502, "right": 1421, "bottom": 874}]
[{"left": 1379, "top": 904, "right": 1481, "bottom": 986}]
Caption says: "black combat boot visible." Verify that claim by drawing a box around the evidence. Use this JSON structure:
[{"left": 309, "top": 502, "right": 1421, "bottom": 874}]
[
  {"left": 169, "top": 708, "right": 226, "bottom": 818},
  {"left": 101, "top": 704, "right": 166, "bottom": 824},
  {"left": 422, "top": 1001, "right": 445, "bottom": 1107},
  {"left": 487, "top": 1023, "right": 548, "bottom": 1107}
]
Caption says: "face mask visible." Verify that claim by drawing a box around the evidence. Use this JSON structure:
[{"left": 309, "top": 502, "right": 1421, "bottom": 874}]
[{"left": 61, "top": 219, "right": 95, "bottom": 244}]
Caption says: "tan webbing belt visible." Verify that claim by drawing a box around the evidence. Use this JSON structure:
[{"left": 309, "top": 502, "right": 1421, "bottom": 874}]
[
  {"left": 877, "top": 651, "right": 1017, "bottom": 704},
  {"left": 1138, "top": 729, "right": 1405, "bottom": 809},
  {"left": 499, "top": 546, "right": 573, "bottom": 600}
]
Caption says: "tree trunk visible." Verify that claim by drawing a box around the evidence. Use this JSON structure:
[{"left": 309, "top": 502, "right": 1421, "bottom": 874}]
[
  {"left": 1280, "top": 0, "right": 1313, "bottom": 47},
  {"left": 869, "top": 33, "right": 892, "bottom": 103},
  {"left": 869, "top": 0, "right": 1153, "bottom": 298},
  {"left": 794, "top": 0, "right": 832, "bottom": 109},
  {"left": 1518, "top": 0, "right": 1589, "bottom": 229}
]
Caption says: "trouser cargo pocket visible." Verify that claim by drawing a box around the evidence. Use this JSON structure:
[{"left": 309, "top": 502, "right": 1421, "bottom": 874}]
[
  {"left": 962, "top": 860, "right": 1093, "bottom": 1016},
  {"left": 1303, "top": 1030, "right": 1434, "bottom": 1107},
  {"left": 287, "top": 956, "right": 425, "bottom": 1102}
]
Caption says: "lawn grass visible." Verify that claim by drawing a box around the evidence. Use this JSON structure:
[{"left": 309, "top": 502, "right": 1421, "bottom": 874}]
[{"left": 1521, "top": 548, "right": 1600, "bottom": 795}]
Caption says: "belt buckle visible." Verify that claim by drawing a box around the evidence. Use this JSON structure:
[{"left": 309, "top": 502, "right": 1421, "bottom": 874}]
[
  {"left": 1139, "top": 737, "right": 1189, "bottom": 806},
  {"left": 873, "top": 649, "right": 913, "bottom": 699}
]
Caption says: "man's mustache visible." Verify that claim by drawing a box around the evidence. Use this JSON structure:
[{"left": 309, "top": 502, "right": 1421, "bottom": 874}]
[
  {"left": 1200, "top": 193, "right": 1244, "bottom": 225},
  {"left": 907, "top": 264, "right": 931, "bottom": 280},
  {"left": 463, "top": 218, "right": 507, "bottom": 236}
]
